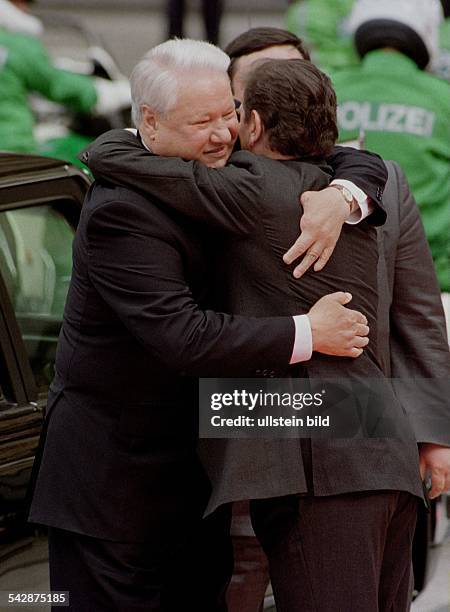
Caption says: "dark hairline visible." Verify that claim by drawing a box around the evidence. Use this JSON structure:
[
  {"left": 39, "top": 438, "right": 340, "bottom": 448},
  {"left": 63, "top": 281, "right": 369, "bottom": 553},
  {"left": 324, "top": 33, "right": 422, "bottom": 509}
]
[{"left": 225, "top": 27, "right": 310, "bottom": 82}]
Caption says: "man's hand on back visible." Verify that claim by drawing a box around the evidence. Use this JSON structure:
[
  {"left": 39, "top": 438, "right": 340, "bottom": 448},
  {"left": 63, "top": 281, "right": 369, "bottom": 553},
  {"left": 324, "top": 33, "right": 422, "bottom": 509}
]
[
  {"left": 283, "top": 187, "right": 350, "bottom": 278},
  {"left": 307, "top": 292, "right": 369, "bottom": 358}
]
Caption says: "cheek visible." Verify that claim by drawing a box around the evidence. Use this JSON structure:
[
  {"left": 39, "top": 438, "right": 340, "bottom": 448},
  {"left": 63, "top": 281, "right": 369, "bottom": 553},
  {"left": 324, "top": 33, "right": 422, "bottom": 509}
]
[{"left": 187, "top": 128, "right": 212, "bottom": 150}]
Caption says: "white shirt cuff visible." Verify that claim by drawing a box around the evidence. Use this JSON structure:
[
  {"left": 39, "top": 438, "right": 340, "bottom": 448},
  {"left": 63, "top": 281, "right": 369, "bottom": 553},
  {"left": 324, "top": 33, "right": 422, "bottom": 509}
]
[
  {"left": 289, "top": 315, "right": 313, "bottom": 363},
  {"left": 331, "top": 179, "right": 374, "bottom": 225}
]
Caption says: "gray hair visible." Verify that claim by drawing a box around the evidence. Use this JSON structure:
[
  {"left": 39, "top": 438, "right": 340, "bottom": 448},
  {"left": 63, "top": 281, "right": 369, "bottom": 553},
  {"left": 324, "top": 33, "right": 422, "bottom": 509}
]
[{"left": 130, "top": 38, "right": 230, "bottom": 126}]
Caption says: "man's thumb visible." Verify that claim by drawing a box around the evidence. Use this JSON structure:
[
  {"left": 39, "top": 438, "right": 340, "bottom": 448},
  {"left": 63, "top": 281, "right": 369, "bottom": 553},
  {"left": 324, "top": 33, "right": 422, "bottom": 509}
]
[
  {"left": 300, "top": 191, "right": 312, "bottom": 205},
  {"left": 332, "top": 291, "right": 352, "bottom": 305}
]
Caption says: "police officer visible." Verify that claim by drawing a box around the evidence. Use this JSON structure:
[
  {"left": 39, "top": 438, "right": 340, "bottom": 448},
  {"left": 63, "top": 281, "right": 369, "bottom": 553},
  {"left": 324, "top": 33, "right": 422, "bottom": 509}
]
[{"left": 331, "top": 0, "right": 450, "bottom": 296}]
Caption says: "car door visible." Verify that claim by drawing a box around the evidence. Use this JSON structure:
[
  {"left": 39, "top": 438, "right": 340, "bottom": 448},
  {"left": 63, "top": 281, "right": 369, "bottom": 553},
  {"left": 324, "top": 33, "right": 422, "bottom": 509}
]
[{"left": 0, "top": 159, "right": 89, "bottom": 539}]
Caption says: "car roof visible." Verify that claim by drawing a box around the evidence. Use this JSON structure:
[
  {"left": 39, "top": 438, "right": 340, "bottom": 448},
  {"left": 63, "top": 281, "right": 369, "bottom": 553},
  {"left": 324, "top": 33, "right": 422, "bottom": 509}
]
[
  {"left": 0, "top": 152, "right": 91, "bottom": 205},
  {"left": 0, "top": 152, "right": 68, "bottom": 179}
]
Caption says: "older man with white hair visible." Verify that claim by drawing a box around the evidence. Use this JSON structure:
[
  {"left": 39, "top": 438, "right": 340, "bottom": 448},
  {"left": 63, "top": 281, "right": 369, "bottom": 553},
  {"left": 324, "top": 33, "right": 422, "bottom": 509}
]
[{"left": 29, "top": 39, "right": 373, "bottom": 611}]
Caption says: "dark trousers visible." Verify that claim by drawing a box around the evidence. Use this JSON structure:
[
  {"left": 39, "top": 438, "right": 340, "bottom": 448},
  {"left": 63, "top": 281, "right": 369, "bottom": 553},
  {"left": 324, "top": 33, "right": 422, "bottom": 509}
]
[
  {"left": 249, "top": 490, "right": 418, "bottom": 612},
  {"left": 227, "top": 501, "right": 270, "bottom": 612},
  {"left": 167, "top": 0, "right": 223, "bottom": 44},
  {"left": 48, "top": 504, "right": 233, "bottom": 612}
]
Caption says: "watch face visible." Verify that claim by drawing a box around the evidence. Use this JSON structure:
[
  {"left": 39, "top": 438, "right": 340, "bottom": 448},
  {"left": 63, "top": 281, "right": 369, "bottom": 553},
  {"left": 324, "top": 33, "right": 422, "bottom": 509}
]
[{"left": 341, "top": 186, "right": 353, "bottom": 204}]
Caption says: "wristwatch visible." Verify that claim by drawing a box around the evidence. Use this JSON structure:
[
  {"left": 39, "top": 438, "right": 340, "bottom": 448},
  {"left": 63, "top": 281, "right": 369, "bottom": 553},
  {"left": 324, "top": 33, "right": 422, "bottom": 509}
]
[{"left": 329, "top": 184, "right": 357, "bottom": 215}]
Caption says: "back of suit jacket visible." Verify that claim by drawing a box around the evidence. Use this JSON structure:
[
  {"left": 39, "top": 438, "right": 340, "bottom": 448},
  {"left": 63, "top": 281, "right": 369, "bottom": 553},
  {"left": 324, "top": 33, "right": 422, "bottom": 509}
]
[
  {"left": 202, "top": 162, "right": 450, "bottom": 514},
  {"left": 196, "top": 156, "right": 423, "bottom": 513},
  {"left": 202, "top": 163, "right": 449, "bottom": 512}
]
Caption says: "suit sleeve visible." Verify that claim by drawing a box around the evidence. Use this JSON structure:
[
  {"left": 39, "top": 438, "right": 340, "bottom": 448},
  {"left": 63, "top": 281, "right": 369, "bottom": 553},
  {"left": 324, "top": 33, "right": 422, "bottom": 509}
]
[
  {"left": 388, "top": 162, "right": 450, "bottom": 445},
  {"left": 82, "top": 129, "right": 263, "bottom": 235},
  {"left": 326, "top": 146, "right": 387, "bottom": 225},
  {"left": 86, "top": 198, "right": 295, "bottom": 376}
]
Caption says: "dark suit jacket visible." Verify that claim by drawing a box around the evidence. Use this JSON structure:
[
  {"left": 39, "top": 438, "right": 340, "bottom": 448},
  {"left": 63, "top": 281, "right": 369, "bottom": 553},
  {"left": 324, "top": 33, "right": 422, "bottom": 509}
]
[
  {"left": 201, "top": 162, "right": 449, "bottom": 512},
  {"left": 82, "top": 134, "right": 426, "bottom": 513},
  {"left": 377, "top": 161, "right": 450, "bottom": 444},
  {"left": 81, "top": 129, "right": 388, "bottom": 223},
  {"left": 28, "top": 180, "right": 302, "bottom": 542}
]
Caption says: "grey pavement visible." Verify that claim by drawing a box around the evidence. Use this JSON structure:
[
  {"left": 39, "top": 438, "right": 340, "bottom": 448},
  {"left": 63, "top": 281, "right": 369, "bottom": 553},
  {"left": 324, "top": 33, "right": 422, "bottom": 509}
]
[
  {"left": 0, "top": 536, "right": 50, "bottom": 612},
  {"left": 35, "top": 6, "right": 286, "bottom": 76},
  {"left": 36, "top": 0, "right": 288, "bottom": 12},
  {"left": 411, "top": 531, "right": 450, "bottom": 612}
]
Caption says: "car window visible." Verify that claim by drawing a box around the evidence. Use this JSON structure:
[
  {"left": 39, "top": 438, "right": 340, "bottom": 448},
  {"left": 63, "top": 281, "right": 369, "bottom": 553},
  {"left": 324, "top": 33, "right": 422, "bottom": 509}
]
[{"left": 0, "top": 204, "right": 75, "bottom": 391}]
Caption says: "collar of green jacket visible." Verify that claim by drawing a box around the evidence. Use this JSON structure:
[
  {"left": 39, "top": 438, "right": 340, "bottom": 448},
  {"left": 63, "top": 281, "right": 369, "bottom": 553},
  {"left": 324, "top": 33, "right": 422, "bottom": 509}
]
[{"left": 362, "top": 49, "right": 420, "bottom": 73}]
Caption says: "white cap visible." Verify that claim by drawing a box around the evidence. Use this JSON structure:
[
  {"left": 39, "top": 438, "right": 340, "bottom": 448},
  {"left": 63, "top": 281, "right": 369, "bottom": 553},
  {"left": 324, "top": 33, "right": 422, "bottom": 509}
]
[
  {"left": 0, "top": 0, "right": 43, "bottom": 37},
  {"left": 347, "top": 0, "right": 443, "bottom": 67}
]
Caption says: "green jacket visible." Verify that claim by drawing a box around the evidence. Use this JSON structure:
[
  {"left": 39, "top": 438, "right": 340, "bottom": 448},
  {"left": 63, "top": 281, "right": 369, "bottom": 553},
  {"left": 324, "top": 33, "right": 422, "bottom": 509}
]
[
  {"left": 287, "top": 1, "right": 450, "bottom": 82},
  {"left": 436, "top": 18, "right": 450, "bottom": 81},
  {"left": 332, "top": 50, "right": 450, "bottom": 291},
  {"left": 286, "top": 0, "right": 359, "bottom": 72},
  {"left": 0, "top": 29, "right": 97, "bottom": 153}
]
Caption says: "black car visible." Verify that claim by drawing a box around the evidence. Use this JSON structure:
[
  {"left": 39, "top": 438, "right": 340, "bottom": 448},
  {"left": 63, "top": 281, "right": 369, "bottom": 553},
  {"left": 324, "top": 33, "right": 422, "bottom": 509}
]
[
  {"left": 0, "top": 154, "right": 89, "bottom": 601},
  {"left": 0, "top": 153, "right": 447, "bottom": 606}
]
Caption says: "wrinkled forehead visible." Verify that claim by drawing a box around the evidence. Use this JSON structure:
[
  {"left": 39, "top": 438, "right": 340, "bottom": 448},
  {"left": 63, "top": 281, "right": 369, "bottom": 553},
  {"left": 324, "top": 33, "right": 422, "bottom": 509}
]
[
  {"left": 232, "top": 44, "right": 303, "bottom": 85},
  {"left": 167, "top": 68, "right": 234, "bottom": 118}
]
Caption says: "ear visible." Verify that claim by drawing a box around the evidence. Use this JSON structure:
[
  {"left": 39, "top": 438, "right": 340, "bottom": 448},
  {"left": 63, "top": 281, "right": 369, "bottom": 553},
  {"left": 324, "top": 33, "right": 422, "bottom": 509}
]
[
  {"left": 141, "top": 105, "right": 158, "bottom": 140},
  {"left": 248, "top": 109, "right": 264, "bottom": 148}
]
